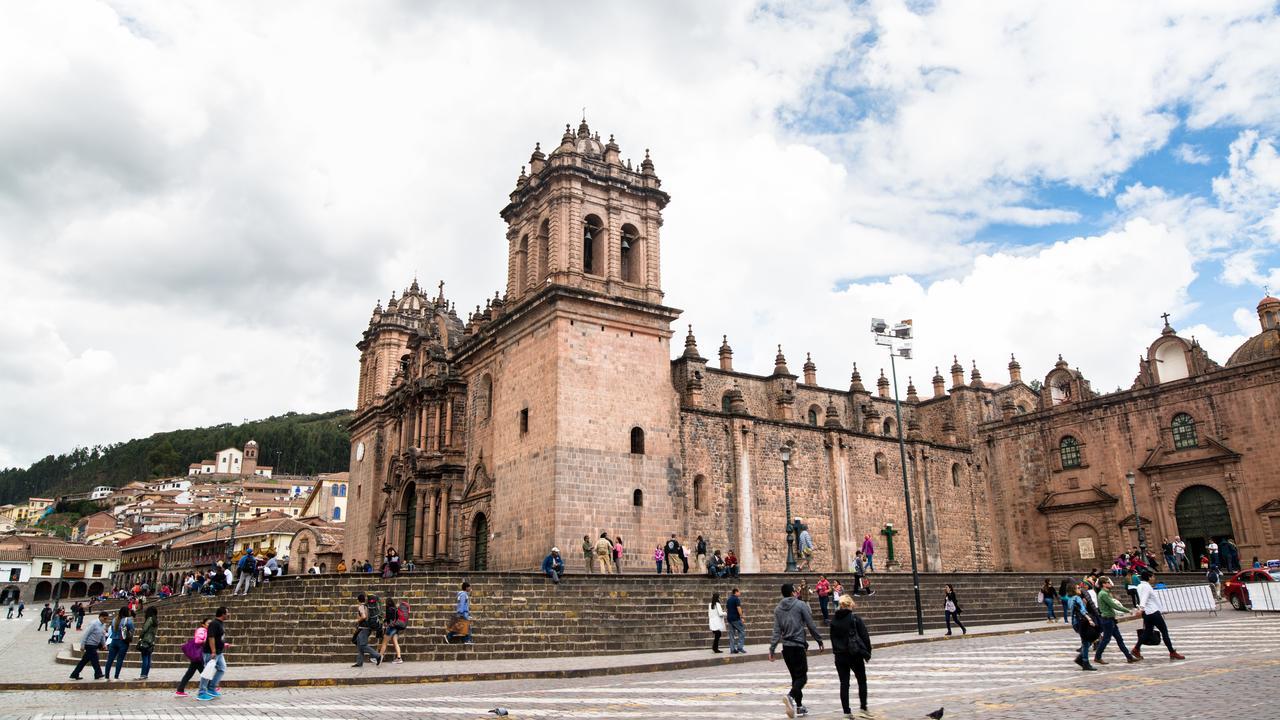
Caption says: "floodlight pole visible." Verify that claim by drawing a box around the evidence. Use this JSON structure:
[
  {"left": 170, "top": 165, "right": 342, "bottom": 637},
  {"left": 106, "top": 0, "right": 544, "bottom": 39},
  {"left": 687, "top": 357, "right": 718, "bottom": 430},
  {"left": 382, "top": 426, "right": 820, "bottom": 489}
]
[{"left": 874, "top": 319, "right": 925, "bottom": 636}]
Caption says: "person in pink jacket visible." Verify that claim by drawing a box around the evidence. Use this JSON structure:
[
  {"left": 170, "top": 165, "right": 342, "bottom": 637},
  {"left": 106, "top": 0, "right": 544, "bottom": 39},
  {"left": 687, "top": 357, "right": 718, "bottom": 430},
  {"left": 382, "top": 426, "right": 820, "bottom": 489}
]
[{"left": 862, "top": 534, "right": 875, "bottom": 571}]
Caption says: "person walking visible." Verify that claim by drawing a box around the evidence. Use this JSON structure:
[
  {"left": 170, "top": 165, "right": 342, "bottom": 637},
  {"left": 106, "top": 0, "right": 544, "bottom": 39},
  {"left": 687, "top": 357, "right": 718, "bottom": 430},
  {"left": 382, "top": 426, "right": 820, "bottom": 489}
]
[
  {"left": 1094, "top": 576, "right": 1137, "bottom": 665},
  {"left": 446, "top": 582, "right": 474, "bottom": 644},
  {"left": 1161, "top": 539, "right": 1177, "bottom": 573},
  {"left": 726, "top": 587, "right": 746, "bottom": 654},
  {"left": 135, "top": 606, "right": 158, "bottom": 680},
  {"left": 378, "top": 595, "right": 405, "bottom": 664},
  {"left": 695, "top": 535, "right": 708, "bottom": 574},
  {"left": 613, "top": 536, "right": 624, "bottom": 574},
  {"left": 796, "top": 520, "right": 814, "bottom": 571},
  {"left": 1207, "top": 539, "right": 1219, "bottom": 569},
  {"left": 708, "top": 592, "right": 726, "bottom": 653},
  {"left": 197, "top": 606, "right": 229, "bottom": 701},
  {"left": 594, "top": 533, "right": 613, "bottom": 574},
  {"left": 769, "top": 583, "right": 824, "bottom": 718},
  {"left": 861, "top": 534, "right": 875, "bottom": 572},
  {"left": 664, "top": 534, "right": 687, "bottom": 574},
  {"left": 69, "top": 611, "right": 109, "bottom": 680},
  {"left": 39, "top": 603, "right": 52, "bottom": 632},
  {"left": 815, "top": 576, "right": 832, "bottom": 624},
  {"left": 1206, "top": 565, "right": 1223, "bottom": 601},
  {"left": 1039, "top": 578, "right": 1058, "bottom": 623},
  {"left": 1067, "top": 583, "right": 1101, "bottom": 671},
  {"left": 104, "top": 607, "right": 135, "bottom": 681},
  {"left": 653, "top": 545, "right": 664, "bottom": 574},
  {"left": 352, "top": 592, "right": 383, "bottom": 667},
  {"left": 829, "top": 594, "right": 872, "bottom": 717},
  {"left": 73, "top": 602, "right": 85, "bottom": 630},
  {"left": 943, "top": 584, "right": 966, "bottom": 635},
  {"left": 542, "top": 547, "right": 565, "bottom": 584},
  {"left": 175, "top": 617, "right": 210, "bottom": 697},
  {"left": 49, "top": 609, "right": 68, "bottom": 643},
  {"left": 1130, "top": 570, "right": 1185, "bottom": 661}
]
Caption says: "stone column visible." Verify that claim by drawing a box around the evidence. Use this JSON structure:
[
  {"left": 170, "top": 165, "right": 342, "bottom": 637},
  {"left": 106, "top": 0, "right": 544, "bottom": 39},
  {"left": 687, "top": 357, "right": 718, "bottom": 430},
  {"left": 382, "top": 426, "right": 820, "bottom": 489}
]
[
  {"left": 438, "top": 489, "right": 450, "bottom": 557},
  {"left": 413, "top": 487, "right": 427, "bottom": 560},
  {"left": 444, "top": 401, "right": 453, "bottom": 448},
  {"left": 432, "top": 405, "right": 442, "bottom": 452},
  {"left": 424, "top": 490, "right": 437, "bottom": 558}
]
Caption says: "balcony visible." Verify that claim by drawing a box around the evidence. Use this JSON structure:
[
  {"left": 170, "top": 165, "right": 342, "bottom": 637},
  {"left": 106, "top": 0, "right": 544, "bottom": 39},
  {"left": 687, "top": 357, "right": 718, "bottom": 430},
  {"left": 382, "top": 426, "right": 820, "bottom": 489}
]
[{"left": 62, "top": 570, "right": 85, "bottom": 579}]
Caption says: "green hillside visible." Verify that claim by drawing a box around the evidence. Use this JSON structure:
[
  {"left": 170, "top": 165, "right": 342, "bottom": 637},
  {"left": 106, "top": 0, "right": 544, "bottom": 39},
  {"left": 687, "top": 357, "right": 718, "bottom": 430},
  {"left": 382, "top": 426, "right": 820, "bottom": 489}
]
[{"left": 0, "top": 410, "right": 353, "bottom": 505}]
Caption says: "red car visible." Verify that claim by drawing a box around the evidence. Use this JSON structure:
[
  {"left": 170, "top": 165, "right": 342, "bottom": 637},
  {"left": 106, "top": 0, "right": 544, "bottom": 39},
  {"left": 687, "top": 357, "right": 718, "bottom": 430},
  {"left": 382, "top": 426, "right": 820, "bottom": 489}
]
[{"left": 1224, "top": 568, "right": 1279, "bottom": 610}]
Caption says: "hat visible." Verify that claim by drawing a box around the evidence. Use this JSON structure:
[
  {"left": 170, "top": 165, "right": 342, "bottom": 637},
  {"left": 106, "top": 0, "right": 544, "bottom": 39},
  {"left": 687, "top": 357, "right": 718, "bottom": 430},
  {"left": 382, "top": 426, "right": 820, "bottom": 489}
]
[{"left": 551, "top": 547, "right": 560, "bottom": 553}]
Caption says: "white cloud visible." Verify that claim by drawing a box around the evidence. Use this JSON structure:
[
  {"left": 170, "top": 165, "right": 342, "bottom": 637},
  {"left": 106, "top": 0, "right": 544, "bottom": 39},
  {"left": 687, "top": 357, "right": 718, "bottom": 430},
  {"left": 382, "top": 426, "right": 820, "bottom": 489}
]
[
  {"left": 2, "top": 1, "right": 1279, "bottom": 466},
  {"left": 1175, "top": 144, "right": 1212, "bottom": 165}
]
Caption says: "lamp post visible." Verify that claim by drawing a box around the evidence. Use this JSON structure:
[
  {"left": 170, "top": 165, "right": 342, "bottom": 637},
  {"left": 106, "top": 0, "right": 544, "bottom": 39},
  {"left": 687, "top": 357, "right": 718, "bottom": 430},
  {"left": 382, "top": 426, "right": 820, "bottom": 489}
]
[
  {"left": 872, "top": 317, "right": 925, "bottom": 636},
  {"left": 1126, "top": 471, "right": 1148, "bottom": 561},
  {"left": 225, "top": 485, "right": 245, "bottom": 562},
  {"left": 781, "top": 443, "right": 799, "bottom": 573}
]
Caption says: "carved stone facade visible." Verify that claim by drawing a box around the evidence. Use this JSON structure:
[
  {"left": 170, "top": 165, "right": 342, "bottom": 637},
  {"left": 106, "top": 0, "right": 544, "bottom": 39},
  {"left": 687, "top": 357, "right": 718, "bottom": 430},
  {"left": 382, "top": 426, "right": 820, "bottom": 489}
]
[{"left": 344, "top": 122, "right": 1280, "bottom": 573}]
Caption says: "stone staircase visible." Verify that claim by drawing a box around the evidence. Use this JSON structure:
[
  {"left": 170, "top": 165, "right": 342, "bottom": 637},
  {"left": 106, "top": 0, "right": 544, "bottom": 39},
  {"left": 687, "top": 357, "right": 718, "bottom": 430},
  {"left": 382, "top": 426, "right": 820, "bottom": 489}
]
[{"left": 63, "top": 571, "right": 1208, "bottom": 667}]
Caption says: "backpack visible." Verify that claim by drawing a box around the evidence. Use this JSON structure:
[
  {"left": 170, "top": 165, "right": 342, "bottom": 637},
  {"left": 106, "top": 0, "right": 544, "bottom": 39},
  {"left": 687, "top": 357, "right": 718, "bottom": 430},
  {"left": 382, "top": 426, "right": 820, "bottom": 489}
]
[
  {"left": 365, "top": 597, "right": 383, "bottom": 629},
  {"left": 392, "top": 601, "right": 410, "bottom": 630}
]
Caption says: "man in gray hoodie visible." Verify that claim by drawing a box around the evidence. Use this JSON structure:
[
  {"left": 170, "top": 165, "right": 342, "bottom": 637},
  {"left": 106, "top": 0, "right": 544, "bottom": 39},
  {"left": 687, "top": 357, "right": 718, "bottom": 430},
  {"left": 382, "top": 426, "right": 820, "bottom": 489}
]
[{"left": 769, "top": 583, "right": 824, "bottom": 717}]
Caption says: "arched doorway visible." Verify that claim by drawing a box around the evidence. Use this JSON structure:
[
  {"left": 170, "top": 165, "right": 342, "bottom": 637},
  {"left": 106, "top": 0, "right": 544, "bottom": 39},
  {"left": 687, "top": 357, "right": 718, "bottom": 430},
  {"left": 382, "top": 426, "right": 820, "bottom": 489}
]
[
  {"left": 70, "top": 581, "right": 86, "bottom": 598},
  {"left": 1, "top": 586, "right": 19, "bottom": 604},
  {"left": 472, "top": 513, "right": 489, "bottom": 571},
  {"left": 402, "top": 481, "right": 417, "bottom": 559},
  {"left": 1175, "top": 485, "right": 1234, "bottom": 563},
  {"left": 33, "top": 581, "right": 52, "bottom": 601},
  {"left": 1066, "top": 522, "right": 1102, "bottom": 571},
  {"left": 87, "top": 582, "right": 104, "bottom": 597}
]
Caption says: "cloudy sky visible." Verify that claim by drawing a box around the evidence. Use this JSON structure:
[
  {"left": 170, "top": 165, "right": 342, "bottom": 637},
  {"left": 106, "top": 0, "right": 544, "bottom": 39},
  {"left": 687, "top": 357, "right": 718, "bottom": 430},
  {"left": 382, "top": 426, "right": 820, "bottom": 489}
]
[{"left": 3, "top": 1, "right": 1280, "bottom": 468}]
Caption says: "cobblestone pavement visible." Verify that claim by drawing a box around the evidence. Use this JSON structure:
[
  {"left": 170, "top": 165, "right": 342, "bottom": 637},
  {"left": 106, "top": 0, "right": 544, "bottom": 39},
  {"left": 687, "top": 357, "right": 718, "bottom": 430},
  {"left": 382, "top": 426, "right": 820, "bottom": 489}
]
[{"left": 3, "top": 613, "right": 1276, "bottom": 719}]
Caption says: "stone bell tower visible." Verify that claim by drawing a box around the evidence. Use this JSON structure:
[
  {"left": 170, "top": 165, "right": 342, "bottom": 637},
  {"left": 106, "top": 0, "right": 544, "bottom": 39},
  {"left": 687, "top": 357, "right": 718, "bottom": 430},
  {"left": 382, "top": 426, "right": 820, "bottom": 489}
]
[{"left": 455, "top": 118, "right": 683, "bottom": 570}]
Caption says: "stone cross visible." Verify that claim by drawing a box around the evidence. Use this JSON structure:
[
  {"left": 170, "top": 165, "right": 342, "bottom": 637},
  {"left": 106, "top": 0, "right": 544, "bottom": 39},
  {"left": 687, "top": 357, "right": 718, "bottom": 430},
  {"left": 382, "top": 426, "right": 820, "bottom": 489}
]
[{"left": 881, "top": 524, "right": 899, "bottom": 565}]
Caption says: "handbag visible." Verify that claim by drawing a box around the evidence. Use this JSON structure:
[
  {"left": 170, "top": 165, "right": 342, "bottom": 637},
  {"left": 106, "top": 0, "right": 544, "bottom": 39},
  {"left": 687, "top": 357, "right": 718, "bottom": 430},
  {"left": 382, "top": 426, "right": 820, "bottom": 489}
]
[{"left": 181, "top": 639, "right": 203, "bottom": 663}]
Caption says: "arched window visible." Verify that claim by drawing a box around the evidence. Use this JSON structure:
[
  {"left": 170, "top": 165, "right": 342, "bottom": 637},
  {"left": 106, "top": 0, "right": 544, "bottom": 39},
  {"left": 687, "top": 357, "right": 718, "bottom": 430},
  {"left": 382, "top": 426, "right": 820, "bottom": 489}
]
[
  {"left": 1059, "top": 436, "right": 1082, "bottom": 469},
  {"left": 882, "top": 418, "right": 895, "bottom": 436},
  {"left": 583, "top": 215, "right": 603, "bottom": 275},
  {"left": 1155, "top": 342, "right": 1189, "bottom": 383},
  {"left": 517, "top": 234, "right": 529, "bottom": 294},
  {"left": 1171, "top": 413, "right": 1197, "bottom": 450},
  {"left": 951, "top": 463, "right": 961, "bottom": 487},
  {"left": 807, "top": 406, "right": 820, "bottom": 426},
  {"left": 620, "top": 223, "right": 640, "bottom": 283},
  {"left": 632, "top": 488, "right": 644, "bottom": 507},
  {"left": 332, "top": 507, "right": 342, "bottom": 520},
  {"left": 721, "top": 392, "right": 733, "bottom": 413},
  {"left": 693, "top": 474, "right": 706, "bottom": 512},
  {"left": 630, "top": 426, "right": 645, "bottom": 455},
  {"left": 537, "top": 219, "right": 551, "bottom": 281},
  {"left": 874, "top": 452, "right": 887, "bottom": 477}
]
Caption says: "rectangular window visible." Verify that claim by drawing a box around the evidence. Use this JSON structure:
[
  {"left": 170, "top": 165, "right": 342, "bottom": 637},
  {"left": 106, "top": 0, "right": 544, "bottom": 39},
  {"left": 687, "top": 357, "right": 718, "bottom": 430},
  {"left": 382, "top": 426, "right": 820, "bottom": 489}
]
[
  {"left": 8, "top": 568, "right": 19, "bottom": 582},
  {"left": 520, "top": 408, "right": 529, "bottom": 434},
  {"left": 68, "top": 562, "right": 80, "bottom": 572},
  {"left": 41, "top": 562, "right": 53, "bottom": 576},
  {"left": 92, "top": 564, "right": 103, "bottom": 577}
]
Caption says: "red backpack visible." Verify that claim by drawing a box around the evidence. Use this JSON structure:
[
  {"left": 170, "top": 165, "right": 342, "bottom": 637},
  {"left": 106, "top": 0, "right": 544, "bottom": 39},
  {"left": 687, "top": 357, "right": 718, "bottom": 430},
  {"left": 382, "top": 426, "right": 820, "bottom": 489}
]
[{"left": 392, "top": 601, "right": 410, "bottom": 630}]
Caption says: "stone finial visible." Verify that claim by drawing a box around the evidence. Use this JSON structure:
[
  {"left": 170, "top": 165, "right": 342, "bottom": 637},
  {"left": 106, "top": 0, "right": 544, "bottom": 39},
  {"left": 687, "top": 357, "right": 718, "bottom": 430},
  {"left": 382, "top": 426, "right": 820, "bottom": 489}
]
[
  {"left": 724, "top": 382, "right": 747, "bottom": 415},
  {"left": 577, "top": 117, "right": 590, "bottom": 138},
  {"left": 604, "top": 134, "right": 621, "bottom": 165},
  {"left": 530, "top": 142, "right": 546, "bottom": 173},
  {"left": 824, "top": 399, "right": 842, "bottom": 429},
  {"left": 718, "top": 335, "right": 733, "bottom": 371},
  {"left": 1161, "top": 312, "right": 1176, "bottom": 336},
  {"left": 876, "top": 368, "right": 890, "bottom": 398},
  {"left": 970, "top": 360, "right": 985, "bottom": 389},
  {"left": 641, "top": 148, "right": 655, "bottom": 175},
  {"left": 1055, "top": 353, "right": 1068, "bottom": 369},
  {"left": 907, "top": 415, "right": 923, "bottom": 440},
  {"left": 906, "top": 377, "right": 919, "bottom": 403},
  {"left": 950, "top": 354, "right": 965, "bottom": 389},
  {"left": 683, "top": 369, "right": 704, "bottom": 407},
  {"left": 850, "top": 363, "right": 866, "bottom": 393},
  {"left": 516, "top": 165, "right": 528, "bottom": 187},
  {"left": 408, "top": 277, "right": 421, "bottom": 294},
  {"left": 682, "top": 325, "right": 702, "bottom": 360},
  {"left": 773, "top": 345, "right": 791, "bottom": 376},
  {"left": 803, "top": 353, "right": 816, "bottom": 385},
  {"left": 1008, "top": 353, "right": 1022, "bottom": 384},
  {"left": 931, "top": 366, "right": 946, "bottom": 398}
]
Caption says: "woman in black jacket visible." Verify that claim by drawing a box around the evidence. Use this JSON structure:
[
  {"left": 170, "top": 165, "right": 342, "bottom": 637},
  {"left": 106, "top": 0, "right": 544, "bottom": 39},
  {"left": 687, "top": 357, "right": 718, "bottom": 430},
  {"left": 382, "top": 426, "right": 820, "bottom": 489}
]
[
  {"left": 829, "top": 594, "right": 872, "bottom": 716},
  {"left": 944, "top": 584, "right": 966, "bottom": 635}
]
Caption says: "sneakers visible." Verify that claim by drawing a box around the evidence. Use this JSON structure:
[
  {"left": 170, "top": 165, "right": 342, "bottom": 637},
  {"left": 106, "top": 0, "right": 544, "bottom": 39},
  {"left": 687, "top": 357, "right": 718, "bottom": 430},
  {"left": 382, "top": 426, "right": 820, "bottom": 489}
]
[
  {"left": 1080, "top": 663, "right": 1097, "bottom": 671},
  {"left": 796, "top": 707, "right": 809, "bottom": 716},
  {"left": 374, "top": 656, "right": 383, "bottom": 666},
  {"left": 392, "top": 657, "right": 403, "bottom": 664},
  {"left": 783, "top": 694, "right": 797, "bottom": 718},
  {"left": 1169, "top": 651, "right": 1185, "bottom": 660},
  {"left": 208, "top": 689, "right": 222, "bottom": 698},
  {"left": 196, "top": 692, "right": 214, "bottom": 701},
  {"left": 175, "top": 691, "right": 188, "bottom": 697},
  {"left": 1130, "top": 648, "right": 1143, "bottom": 661}
]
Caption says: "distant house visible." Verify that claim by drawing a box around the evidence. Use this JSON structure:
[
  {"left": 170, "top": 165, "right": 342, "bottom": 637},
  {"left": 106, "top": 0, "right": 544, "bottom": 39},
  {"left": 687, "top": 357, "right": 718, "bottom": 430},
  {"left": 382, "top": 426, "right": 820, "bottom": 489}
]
[
  {"left": 0, "top": 537, "right": 120, "bottom": 603},
  {"left": 187, "top": 441, "right": 273, "bottom": 478},
  {"left": 298, "top": 472, "right": 350, "bottom": 523},
  {"left": 73, "top": 511, "right": 119, "bottom": 542}
]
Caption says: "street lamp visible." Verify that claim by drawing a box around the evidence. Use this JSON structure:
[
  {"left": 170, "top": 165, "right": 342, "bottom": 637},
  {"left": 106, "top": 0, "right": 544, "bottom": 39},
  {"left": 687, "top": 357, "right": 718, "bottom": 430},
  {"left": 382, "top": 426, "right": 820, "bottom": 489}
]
[
  {"left": 1126, "top": 471, "right": 1148, "bottom": 561},
  {"left": 780, "top": 443, "right": 798, "bottom": 573},
  {"left": 871, "top": 317, "right": 925, "bottom": 636}
]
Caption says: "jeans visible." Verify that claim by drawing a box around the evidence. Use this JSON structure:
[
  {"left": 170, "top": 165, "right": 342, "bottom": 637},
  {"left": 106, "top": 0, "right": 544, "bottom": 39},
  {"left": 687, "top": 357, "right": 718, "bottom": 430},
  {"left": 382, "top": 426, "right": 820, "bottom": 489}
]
[
  {"left": 865, "top": 556, "right": 874, "bottom": 571},
  {"left": 545, "top": 568, "right": 561, "bottom": 583},
  {"left": 819, "top": 594, "right": 830, "bottom": 621},
  {"left": 1096, "top": 617, "right": 1131, "bottom": 660},
  {"left": 945, "top": 610, "right": 966, "bottom": 634},
  {"left": 355, "top": 628, "right": 382, "bottom": 665},
  {"left": 728, "top": 619, "right": 746, "bottom": 653},
  {"left": 1137, "top": 611, "right": 1176, "bottom": 653},
  {"left": 781, "top": 645, "right": 808, "bottom": 707},
  {"left": 1043, "top": 599, "right": 1056, "bottom": 620},
  {"left": 139, "top": 648, "right": 153, "bottom": 677},
  {"left": 1061, "top": 599, "right": 1071, "bottom": 623},
  {"left": 655, "top": 561, "right": 663, "bottom": 574},
  {"left": 234, "top": 574, "right": 253, "bottom": 595},
  {"left": 198, "top": 652, "right": 227, "bottom": 693},
  {"left": 834, "top": 653, "right": 868, "bottom": 713},
  {"left": 1165, "top": 554, "right": 1178, "bottom": 572},
  {"left": 176, "top": 658, "right": 204, "bottom": 692},
  {"left": 70, "top": 645, "right": 103, "bottom": 679},
  {"left": 105, "top": 639, "right": 129, "bottom": 679},
  {"left": 1078, "top": 634, "right": 1093, "bottom": 667}
]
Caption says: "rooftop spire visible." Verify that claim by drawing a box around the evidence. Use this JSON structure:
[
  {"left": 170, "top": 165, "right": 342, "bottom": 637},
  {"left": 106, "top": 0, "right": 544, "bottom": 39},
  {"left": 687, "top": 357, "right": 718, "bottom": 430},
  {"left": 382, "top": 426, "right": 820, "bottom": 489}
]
[{"left": 682, "top": 325, "right": 702, "bottom": 360}]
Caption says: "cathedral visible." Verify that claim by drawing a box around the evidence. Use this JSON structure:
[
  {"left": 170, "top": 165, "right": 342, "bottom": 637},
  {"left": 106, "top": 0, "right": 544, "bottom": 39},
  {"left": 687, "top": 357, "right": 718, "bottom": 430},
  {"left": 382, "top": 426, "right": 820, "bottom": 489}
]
[{"left": 344, "top": 120, "right": 1280, "bottom": 574}]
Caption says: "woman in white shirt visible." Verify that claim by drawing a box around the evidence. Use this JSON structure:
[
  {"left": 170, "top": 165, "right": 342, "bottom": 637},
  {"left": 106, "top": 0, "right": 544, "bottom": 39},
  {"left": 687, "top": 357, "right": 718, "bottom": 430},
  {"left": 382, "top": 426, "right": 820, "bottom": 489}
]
[{"left": 707, "top": 592, "right": 727, "bottom": 653}]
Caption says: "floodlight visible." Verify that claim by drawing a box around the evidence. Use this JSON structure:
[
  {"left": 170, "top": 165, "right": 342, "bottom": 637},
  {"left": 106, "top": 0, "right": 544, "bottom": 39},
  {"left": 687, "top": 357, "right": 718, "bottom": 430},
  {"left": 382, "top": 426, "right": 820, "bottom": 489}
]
[{"left": 871, "top": 318, "right": 888, "bottom": 334}]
